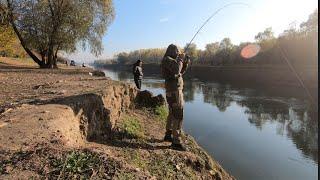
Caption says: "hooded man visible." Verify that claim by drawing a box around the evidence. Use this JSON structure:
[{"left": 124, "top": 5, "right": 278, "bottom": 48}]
[
  {"left": 133, "top": 59, "right": 143, "bottom": 90},
  {"left": 160, "top": 44, "right": 190, "bottom": 151}
]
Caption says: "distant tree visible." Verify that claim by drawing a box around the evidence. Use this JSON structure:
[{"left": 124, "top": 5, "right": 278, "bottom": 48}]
[
  {"left": 281, "top": 22, "right": 299, "bottom": 39},
  {"left": 254, "top": 27, "right": 277, "bottom": 56},
  {"left": 255, "top": 27, "right": 274, "bottom": 42},
  {"left": 101, "top": 9, "right": 317, "bottom": 67},
  {"left": 117, "top": 52, "right": 130, "bottom": 65},
  {"left": 217, "top": 38, "right": 234, "bottom": 65},
  {"left": 205, "top": 42, "right": 219, "bottom": 55},
  {"left": 202, "top": 42, "right": 219, "bottom": 64},
  {"left": 219, "top": 38, "right": 233, "bottom": 50},
  {"left": 184, "top": 43, "right": 198, "bottom": 61},
  {"left": 1, "top": 0, "right": 115, "bottom": 68},
  {"left": 300, "top": 9, "right": 318, "bottom": 35}
]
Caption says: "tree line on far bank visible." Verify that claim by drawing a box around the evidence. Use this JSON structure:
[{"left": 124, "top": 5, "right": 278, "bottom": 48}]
[{"left": 95, "top": 9, "right": 317, "bottom": 67}]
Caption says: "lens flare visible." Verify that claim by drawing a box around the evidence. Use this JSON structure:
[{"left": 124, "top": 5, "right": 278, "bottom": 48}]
[{"left": 241, "top": 44, "right": 261, "bottom": 59}]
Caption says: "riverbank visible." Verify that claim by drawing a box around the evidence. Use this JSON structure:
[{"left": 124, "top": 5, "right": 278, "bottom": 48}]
[
  {"left": 96, "top": 63, "right": 318, "bottom": 100},
  {"left": 0, "top": 57, "right": 234, "bottom": 179}
]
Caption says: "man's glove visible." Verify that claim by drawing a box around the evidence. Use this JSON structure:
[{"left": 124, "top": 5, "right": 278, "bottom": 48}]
[
  {"left": 184, "top": 55, "right": 191, "bottom": 65},
  {"left": 174, "top": 73, "right": 181, "bottom": 78}
]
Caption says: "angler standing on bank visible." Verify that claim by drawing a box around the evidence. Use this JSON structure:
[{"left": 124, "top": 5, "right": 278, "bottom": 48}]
[
  {"left": 161, "top": 44, "right": 190, "bottom": 151},
  {"left": 133, "top": 59, "right": 143, "bottom": 90}
]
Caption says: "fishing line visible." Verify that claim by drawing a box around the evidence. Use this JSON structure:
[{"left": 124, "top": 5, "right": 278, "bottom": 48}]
[
  {"left": 184, "top": 2, "right": 250, "bottom": 53},
  {"left": 277, "top": 44, "right": 316, "bottom": 106},
  {"left": 183, "top": 2, "right": 315, "bottom": 106}
]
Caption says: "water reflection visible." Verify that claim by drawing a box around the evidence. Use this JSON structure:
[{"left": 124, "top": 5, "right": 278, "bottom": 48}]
[
  {"left": 117, "top": 71, "right": 132, "bottom": 81},
  {"left": 144, "top": 76, "right": 318, "bottom": 164},
  {"left": 183, "top": 80, "right": 196, "bottom": 102},
  {"left": 101, "top": 68, "right": 318, "bottom": 179},
  {"left": 201, "top": 84, "right": 233, "bottom": 112}
]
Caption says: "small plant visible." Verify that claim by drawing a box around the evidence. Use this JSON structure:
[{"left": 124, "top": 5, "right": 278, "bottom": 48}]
[
  {"left": 58, "top": 151, "right": 102, "bottom": 179},
  {"left": 154, "top": 105, "right": 169, "bottom": 124},
  {"left": 123, "top": 149, "right": 146, "bottom": 169},
  {"left": 65, "top": 151, "right": 100, "bottom": 173},
  {"left": 120, "top": 116, "right": 144, "bottom": 138}
]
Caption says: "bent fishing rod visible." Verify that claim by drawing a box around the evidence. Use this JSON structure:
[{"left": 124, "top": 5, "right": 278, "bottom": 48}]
[
  {"left": 184, "top": 2, "right": 250, "bottom": 53},
  {"left": 183, "top": 2, "right": 316, "bottom": 106}
]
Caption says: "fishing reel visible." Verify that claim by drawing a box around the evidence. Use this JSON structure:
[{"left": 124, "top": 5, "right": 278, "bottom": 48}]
[{"left": 184, "top": 54, "right": 191, "bottom": 64}]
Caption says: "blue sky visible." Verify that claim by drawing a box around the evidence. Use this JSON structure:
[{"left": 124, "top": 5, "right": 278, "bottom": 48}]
[{"left": 67, "top": 0, "right": 318, "bottom": 62}]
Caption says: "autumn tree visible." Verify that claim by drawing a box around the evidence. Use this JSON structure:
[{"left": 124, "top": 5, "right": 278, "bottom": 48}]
[
  {"left": 184, "top": 43, "right": 198, "bottom": 61},
  {"left": 254, "top": 27, "right": 276, "bottom": 52},
  {"left": 0, "top": 4, "right": 25, "bottom": 57},
  {"left": 1, "top": 0, "right": 115, "bottom": 68},
  {"left": 300, "top": 9, "right": 318, "bottom": 35}
]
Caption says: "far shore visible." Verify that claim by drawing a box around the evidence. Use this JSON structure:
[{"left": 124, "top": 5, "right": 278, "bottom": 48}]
[{"left": 94, "top": 63, "right": 318, "bottom": 100}]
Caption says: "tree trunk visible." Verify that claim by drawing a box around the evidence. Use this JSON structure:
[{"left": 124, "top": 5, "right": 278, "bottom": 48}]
[
  {"left": 53, "top": 46, "right": 59, "bottom": 68},
  {"left": 46, "top": 46, "right": 57, "bottom": 69},
  {"left": 6, "top": 0, "right": 45, "bottom": 68}
]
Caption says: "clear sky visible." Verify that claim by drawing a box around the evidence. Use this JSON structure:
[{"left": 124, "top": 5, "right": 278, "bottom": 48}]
[{"left": 67, "top": 0, "right": 318, "bottom": 63}]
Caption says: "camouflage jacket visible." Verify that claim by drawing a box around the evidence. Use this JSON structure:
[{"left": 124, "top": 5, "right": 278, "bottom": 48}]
[
  {"left": 134, "top": 66, "right": 143, "bottom": 79},
  {"left": 161, "top": 56, "right": 188, "bottom": 92}
]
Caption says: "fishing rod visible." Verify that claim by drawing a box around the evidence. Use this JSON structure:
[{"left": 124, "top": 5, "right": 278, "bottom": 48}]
[
  {"left": 184, "top": 2, "right": 250, "bottom": 53},
  {"left": 183, "top": 2, "right": 316, "bottom": 106},
  {"left": 277, "top": 44, "right": 316, "bottom": 106}
]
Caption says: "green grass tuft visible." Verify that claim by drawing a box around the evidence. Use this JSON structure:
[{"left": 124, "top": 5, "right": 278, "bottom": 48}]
[
  {"left": 64, "top": 151, "right": 100, "bottom": 174},
  {"left": 54, "top": 150, "right": 109, "bottom": 179},
  {"left": 121, "top": 116, "right": 144, "bottom": 138},
  {"left": 154, "top": 105, "right": 169, "bottom": 125}
]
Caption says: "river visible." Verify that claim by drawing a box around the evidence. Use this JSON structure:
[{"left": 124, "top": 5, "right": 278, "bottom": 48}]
[{"left": 100, "top": 67, "right": 318, "bottom": 180}]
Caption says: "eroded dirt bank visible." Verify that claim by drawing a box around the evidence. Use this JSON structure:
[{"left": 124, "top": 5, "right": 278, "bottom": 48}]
[{"left": 0, "top": 60, "right": 234, "bottom": 179}]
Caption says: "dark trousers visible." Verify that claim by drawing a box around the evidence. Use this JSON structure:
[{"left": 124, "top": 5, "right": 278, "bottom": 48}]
[{"left": 134, "top": 78, "right": 141, "bottom": 89}]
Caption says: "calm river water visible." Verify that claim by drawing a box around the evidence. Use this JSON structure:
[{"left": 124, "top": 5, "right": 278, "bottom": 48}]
[{"left": 101, "top": 68, "right": 318, "bottom": 180}]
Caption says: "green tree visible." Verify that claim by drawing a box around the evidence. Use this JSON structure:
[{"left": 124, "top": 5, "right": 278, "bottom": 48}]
[{"left": 1, "top": 0, "right": 114, "bottom": 68}]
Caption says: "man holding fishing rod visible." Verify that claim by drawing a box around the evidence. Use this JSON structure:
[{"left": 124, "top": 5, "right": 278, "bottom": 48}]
[{"left": 161, "top": 44, "right": 190, "bottom": 151}]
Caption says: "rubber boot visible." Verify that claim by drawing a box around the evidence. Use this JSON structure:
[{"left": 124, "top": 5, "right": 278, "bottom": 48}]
[
  {"left": 171, "top": 143, "right": 188, "bottom": 151},
  {"left": 163, "top": 131, "right": 173, "bottom": 142}
]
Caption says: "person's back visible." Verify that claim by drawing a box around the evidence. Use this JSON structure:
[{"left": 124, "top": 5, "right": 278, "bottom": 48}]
[
  {"left": 161, "top": 56, "right": 184, "bottom": 92},
  {"left": 133, "top": 60, "right": 143, "bottom": 89},
  {"left": 134, "top": 65, "right": 143, "bottom": 80},
  {"left": 161, "top": 44, "right": 190, "bottom": 151}
]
